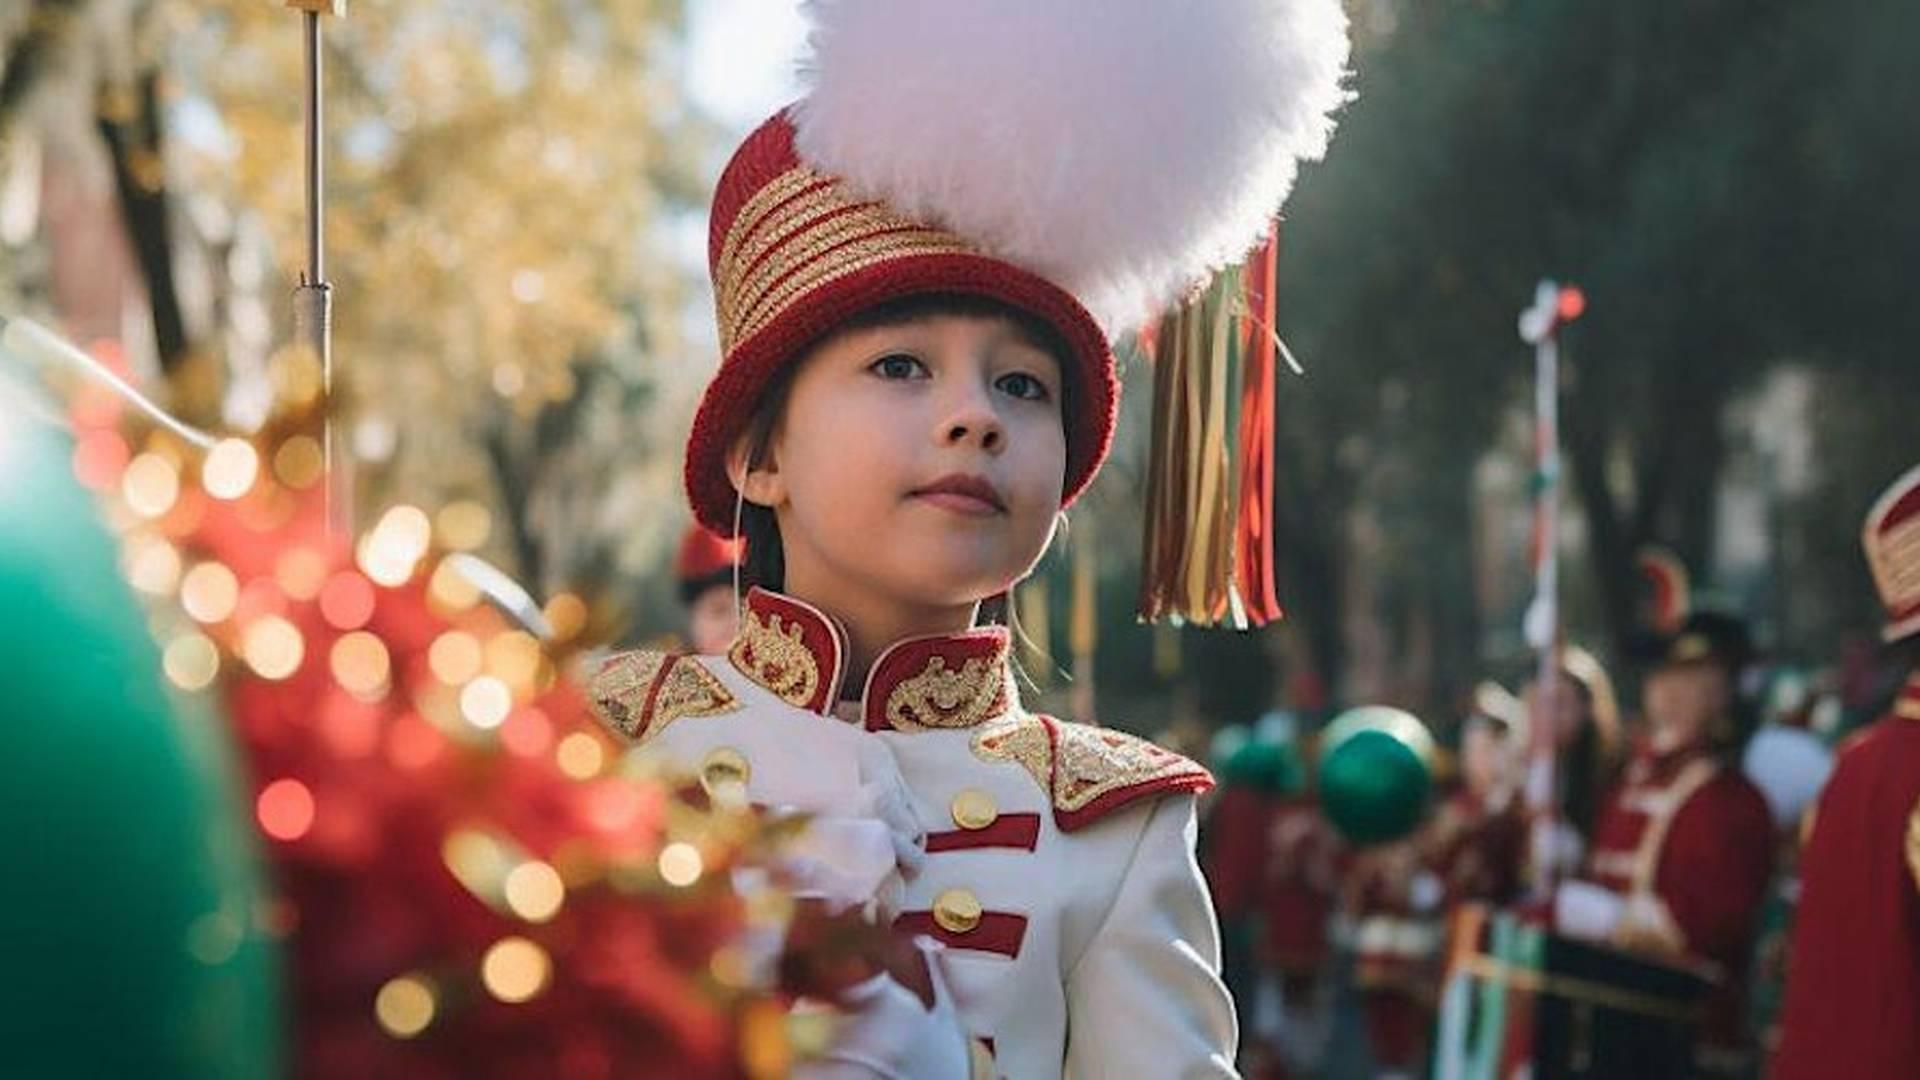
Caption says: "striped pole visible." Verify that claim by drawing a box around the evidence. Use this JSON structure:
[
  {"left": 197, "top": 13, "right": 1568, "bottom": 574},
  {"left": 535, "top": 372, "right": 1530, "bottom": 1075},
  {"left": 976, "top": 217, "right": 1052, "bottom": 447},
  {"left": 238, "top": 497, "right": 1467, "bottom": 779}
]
[{"left": 1517, "top": 279, "right": 1584, "bottom": 903}]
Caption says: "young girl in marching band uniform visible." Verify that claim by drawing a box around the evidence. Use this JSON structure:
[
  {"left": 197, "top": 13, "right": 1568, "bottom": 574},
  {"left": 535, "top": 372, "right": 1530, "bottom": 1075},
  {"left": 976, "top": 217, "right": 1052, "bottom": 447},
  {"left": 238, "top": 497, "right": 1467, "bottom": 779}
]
[{"left": 589, "top": 3, "right": 1350, "bottom": 1075}]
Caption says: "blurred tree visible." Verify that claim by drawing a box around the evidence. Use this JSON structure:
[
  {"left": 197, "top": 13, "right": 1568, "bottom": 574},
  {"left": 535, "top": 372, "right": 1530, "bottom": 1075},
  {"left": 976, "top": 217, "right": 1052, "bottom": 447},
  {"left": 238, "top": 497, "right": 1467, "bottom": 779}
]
[
  {"left": 1273, "top": 0, "right": 1919, "bottom": 704},
  {"left": 2, "top": 0, "right": 715, "bottom": 633}
]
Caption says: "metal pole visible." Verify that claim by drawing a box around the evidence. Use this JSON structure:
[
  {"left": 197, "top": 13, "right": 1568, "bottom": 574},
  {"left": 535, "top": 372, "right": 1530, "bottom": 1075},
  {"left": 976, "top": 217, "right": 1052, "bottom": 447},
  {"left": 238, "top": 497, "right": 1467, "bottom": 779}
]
[
  {"left": 303, "top": 12, "right": 323, "bottom": 286},
  {"left": 1526, "top": 328, "right": 1562, "bottom": 904},
  {"left": 288, "top": 0, "right": 347, "bottom": 537}
]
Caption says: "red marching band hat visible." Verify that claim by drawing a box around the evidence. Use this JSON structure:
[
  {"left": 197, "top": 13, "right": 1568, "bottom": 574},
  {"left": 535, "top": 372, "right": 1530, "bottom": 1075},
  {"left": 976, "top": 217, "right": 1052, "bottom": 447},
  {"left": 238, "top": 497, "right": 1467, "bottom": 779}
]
[
  {"left": 1864, "top": 462, "right": 1920, "bottom": 643},
  {"left": 678, "top": 0, "right": 1352, "bottom": 627},
  {"left": 684, "top": 114, "right": 1117, "bottom": 537}
]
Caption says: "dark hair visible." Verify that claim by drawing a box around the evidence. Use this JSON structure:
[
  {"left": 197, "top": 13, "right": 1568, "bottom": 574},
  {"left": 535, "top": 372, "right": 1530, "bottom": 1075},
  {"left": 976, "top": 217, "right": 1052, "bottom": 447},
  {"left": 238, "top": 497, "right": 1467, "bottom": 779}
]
[
  {"left": 1888, "top": 633, "right": 1920, "bottom": 673},
  {"left": 1551, "top": 671, "right": 1609, "bottom": 840},
  {"left": 733, "top": 291, "right": 1074, "bottom": 599}
]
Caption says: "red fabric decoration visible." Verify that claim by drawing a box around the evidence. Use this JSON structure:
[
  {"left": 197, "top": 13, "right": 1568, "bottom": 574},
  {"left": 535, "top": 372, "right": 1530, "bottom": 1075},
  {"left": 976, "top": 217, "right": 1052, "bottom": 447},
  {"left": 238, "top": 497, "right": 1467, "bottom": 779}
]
[
  {"left": 675, "top": 525, "right": 743, "bottom": 584},
  {"left": 892, "top": 911, "right": 1029, "bottom": 959},
  {"left": 924, "top": 814, "right": 1042, "bottom": 854},
  {"left": 1234, "top": 227, "right": 1284, "bottom": 626}
]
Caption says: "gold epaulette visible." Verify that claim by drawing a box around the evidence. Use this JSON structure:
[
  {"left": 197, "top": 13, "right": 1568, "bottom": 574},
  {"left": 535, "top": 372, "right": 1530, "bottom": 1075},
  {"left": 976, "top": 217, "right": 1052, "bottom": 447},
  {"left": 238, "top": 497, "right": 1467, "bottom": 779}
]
[
  {"left": 587, "top": 650, "right": 738, "bottom": 743},
  {"left": 971, "top": 713, "right": 1214, "bottom": 832}
]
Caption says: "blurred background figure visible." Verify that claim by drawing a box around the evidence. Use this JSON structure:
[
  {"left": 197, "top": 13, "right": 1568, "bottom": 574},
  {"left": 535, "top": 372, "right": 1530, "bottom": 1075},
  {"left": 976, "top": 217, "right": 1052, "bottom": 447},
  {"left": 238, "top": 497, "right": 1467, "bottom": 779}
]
[
  {"left": 1428, "top": 686, "right": 1526, "bottom": 910},
  {"left": 1521, "top": 646, "right": 1625, "bottom": 882},
  {"left": 1250, "top": 724, "right": 1343, "bottom": 1080},
  {"left": 1561, "top": 612, "right": 1774, "bottom": 1074},
  {"left": 1775, "top": 463, "right": 1920, "bottom": 1080},
  {"left": 673, "top": 524, "right": 742, "bottom": 655},
  {"left": 1315, "top": 707, "right": 1440, "bottom": 1080}
]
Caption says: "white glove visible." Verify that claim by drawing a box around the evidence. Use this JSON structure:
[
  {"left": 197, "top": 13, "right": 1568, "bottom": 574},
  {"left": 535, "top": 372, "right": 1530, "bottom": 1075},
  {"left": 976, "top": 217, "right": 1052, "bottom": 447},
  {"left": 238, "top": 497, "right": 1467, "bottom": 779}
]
[
  {"left": 779, "top": 740, "right": 927, "bottom": 919},
  {"left": 1554, "top": 880, "right": 1624, "bottom": 941},
  {"left": 1408, "top": 870, "right": 1445, "bottom": 913},
  {"left": 793, "top": 938, "right": 973, "bottom": 1080},
  {"left": 784, "top": 816, "right": 913, "bottom": 918}
]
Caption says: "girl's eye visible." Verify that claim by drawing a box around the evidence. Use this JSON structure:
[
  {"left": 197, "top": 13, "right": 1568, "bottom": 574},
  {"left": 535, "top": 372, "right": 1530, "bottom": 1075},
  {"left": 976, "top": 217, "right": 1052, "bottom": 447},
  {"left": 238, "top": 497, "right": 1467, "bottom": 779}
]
[
  {"left": 870, "top": 353, "right": 928, "bottom": 380},
  {"left": 996, "top": 371, "right": 1052, "bottom": 402}
]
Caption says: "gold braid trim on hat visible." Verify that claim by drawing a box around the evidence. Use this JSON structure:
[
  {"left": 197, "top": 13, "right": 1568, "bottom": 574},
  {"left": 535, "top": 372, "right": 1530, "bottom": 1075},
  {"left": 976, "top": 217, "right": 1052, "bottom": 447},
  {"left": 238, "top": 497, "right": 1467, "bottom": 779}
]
[
  {"left": 713, "top": 166, "right": 975, "bottom": 353},
  {"left": 1871, "top": 517, "right": 1920, "bottom": 617},
  {"left": 1905, "top": 794, "right": 1920, "bottom": 895}
]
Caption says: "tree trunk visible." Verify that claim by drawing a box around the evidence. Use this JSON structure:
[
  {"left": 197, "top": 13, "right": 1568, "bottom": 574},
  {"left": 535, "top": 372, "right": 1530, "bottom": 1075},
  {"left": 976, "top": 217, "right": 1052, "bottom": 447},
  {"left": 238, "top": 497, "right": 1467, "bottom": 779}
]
[
  {"left": 97, "top": 68, "right": 190, "bottom": 373},
  {"left": 481, "top": 423, "right": 546, "bottom": 591},
  {"left": 1273, "top": 444, "right": 1347, "bottom": 708}
]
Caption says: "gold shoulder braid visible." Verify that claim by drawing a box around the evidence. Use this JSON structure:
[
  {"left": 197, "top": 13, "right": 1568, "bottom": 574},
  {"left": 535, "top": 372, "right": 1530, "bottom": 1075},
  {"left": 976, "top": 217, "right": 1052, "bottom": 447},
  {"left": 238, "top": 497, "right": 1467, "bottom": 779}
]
[
  {"left": 972, "top": 714, "right": 1054, "bottom": 793},
  {"left": 972, "top": 714, "right": 1211, "bottom": 827},
  {"left": 728, "top": 607, "right": 821, "bottom": 708},
  {"left": 885, "top": 655, "right": 1011, "bottom": 732},
  {"left": 1051, "top": 722, "right": 1203, "bottom": 815},
  {"left": 589, "top": 651, "right": 738, "bottom": 742}
]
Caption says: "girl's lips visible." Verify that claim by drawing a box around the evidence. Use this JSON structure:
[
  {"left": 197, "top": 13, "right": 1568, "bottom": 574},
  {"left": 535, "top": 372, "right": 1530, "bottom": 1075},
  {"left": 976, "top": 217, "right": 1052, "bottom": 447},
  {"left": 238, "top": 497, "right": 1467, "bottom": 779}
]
[
  {"left": 910, "top": 473, "right": 1007, "bottom": 516},
  {"left": 912, "top": 490, "right": 1004, "bottom": 517}
]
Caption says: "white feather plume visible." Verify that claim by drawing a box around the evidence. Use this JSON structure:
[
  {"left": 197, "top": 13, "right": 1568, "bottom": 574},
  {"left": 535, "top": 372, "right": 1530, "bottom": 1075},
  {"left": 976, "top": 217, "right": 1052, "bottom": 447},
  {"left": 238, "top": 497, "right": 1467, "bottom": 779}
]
[{"left": 791, "top": 0, "right": 1351, "bottom": 333}]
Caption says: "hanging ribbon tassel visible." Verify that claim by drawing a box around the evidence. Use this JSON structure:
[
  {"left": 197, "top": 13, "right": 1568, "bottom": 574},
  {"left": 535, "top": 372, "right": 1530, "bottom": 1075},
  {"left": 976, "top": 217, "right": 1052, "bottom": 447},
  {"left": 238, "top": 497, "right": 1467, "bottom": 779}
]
[
  {"left": 1137, "top": 226, "right": 1286, "bottom": 628},
  {"left": 1236, "top": 228, "right": 1284, "bottom": 625}
]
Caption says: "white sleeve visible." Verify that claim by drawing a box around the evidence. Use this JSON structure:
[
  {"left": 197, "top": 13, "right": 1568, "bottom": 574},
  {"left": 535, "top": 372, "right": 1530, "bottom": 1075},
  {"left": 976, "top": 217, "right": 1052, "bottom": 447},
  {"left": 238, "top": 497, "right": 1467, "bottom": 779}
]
[{"left": 1064, "top": 796, "right": 1240, "bottom": 1079}]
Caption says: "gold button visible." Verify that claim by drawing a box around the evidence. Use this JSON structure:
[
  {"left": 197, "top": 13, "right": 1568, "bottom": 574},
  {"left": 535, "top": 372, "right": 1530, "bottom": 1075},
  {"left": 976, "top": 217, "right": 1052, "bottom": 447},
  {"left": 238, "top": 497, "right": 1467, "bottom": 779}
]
[
  {"left": 699, "top": 747, "right": 750, "bottom": 798},
  {"left": 950, "top": 789, "right": 998, "bottom": 831},
  {"left": 933, "top": 888, "right": 982, "bottom": 934}
]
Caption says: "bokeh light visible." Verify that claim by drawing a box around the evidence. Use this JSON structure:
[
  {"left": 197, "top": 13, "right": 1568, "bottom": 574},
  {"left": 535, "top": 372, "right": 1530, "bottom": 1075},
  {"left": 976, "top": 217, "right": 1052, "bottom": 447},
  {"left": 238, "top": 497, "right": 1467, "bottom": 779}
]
[
  {"left": 202, "top": 438, "right": 261, "bottom": 500},
  {"left": 374, "top": 975, "right": 437, "bottom": 1039},
  {"left": 257, "top": 778, "right": 316, "bottom": 841},
  {"left": 658, "top": 842, "right": 703, "bottom": 887},
  {"left": 481, "top": 937, "right": 551, "bottom": 1003},
  {"left": 163, "top": 632, "right": 222, "bottom": 691},
  {"left": 181, "top": 562, "right": 241, "bottom": 623},
  {"left": 242, "top": 615, "right": 305, "bottom": 680}
]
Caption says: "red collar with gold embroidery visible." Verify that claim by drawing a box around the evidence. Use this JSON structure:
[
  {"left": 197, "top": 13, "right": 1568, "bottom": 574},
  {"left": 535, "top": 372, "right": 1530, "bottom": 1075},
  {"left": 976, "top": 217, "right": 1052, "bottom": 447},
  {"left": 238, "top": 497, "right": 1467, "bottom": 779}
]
[{"left": 726, "top": 588, "right": 1015, "bottom": 732}]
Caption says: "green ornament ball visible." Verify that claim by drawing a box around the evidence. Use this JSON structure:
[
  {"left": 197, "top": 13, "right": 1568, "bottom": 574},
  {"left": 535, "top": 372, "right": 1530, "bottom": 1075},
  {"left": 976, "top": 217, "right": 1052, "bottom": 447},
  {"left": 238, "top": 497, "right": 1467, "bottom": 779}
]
[
  {"left": 1317, "top": 705, "right": 1436, "bottom": 846},
  {"left": 0, "top": 375, "right": 282, "bottom": 1077},
  {"left": 1220, "top": 737, "right": 1301, "bottom": 796}
]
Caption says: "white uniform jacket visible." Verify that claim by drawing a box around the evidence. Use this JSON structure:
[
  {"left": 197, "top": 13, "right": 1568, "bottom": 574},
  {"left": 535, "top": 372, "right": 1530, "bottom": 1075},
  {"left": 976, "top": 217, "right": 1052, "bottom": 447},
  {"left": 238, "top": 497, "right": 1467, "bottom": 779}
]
[{"left": 589, "top": 587, "right": 1239, "bottom": 1079}]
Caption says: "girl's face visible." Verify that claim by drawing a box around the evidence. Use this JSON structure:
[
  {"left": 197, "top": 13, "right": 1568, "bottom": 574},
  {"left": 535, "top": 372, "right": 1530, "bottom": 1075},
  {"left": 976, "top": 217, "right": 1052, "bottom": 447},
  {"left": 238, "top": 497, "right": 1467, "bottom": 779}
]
[{"left": 741, "top": 312, "right": 1067, "bottom": 610}]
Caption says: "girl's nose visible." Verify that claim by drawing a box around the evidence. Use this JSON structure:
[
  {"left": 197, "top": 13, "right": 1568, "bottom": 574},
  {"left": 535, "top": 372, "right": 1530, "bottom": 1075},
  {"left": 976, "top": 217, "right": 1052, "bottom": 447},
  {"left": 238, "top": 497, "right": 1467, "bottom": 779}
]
[{"left": 939, "top": 384, "right": 1005, "bottom": 453}]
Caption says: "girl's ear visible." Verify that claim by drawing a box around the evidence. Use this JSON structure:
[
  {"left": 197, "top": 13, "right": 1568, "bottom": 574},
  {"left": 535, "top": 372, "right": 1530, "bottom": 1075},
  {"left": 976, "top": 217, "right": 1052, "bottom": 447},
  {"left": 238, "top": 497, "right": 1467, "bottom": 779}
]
[{"left": 726, "top": 433, "right": 786, "bottom": 509}]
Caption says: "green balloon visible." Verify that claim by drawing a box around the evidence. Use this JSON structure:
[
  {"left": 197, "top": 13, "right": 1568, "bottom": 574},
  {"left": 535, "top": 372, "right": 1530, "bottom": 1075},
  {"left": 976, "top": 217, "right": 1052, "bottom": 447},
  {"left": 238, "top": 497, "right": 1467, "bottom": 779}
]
[
  {"left": 1220, "top": 738, "right": 1301, "bottom": 795},
  {"left": 1317, "top": 706, "right": 1435, "bottom": 846},
  {"left": 0, "top": 378, "right": 281, "bottom": 1077}
]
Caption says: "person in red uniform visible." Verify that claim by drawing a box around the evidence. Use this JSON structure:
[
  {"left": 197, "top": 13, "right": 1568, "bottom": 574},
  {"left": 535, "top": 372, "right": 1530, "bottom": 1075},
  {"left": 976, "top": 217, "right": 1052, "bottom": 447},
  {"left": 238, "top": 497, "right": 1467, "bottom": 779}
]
[
  {"left": 1252, "top": 751, "right": 1342, "bottom": 1078},
  {"left": 1343, "top": 834, "right": 1442, "bottom": 1080},
  {"left": 1568, "top": 611, "right": 1775, "bottom": 1074},
  {"left": 1428, "top": 698, "right": 1527, "bottom": 908},
  {"left": 1775, "top": 462, "right": 1920, "bottom": 1079}
]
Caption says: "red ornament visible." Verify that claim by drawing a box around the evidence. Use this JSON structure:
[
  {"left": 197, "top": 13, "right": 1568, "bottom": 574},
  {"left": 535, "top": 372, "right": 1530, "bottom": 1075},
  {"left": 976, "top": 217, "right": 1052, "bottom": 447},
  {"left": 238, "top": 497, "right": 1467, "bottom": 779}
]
[{"left": 1556, "top": 285, "right": 1587, "bottom": 323}]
